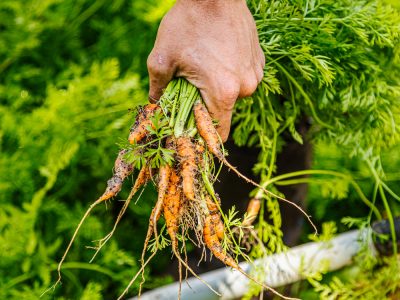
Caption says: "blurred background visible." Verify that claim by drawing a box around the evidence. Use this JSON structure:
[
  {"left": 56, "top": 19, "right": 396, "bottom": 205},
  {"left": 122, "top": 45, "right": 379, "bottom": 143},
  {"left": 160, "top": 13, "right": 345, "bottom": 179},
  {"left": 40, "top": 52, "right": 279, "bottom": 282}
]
[{"left": 0, "top": 0, "right": 399, "bottom": 299}]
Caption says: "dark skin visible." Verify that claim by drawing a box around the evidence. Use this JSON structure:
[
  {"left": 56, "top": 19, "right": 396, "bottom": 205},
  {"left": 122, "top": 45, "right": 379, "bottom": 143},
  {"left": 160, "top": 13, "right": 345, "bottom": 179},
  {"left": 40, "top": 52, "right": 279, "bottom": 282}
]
[{"left": 147, "top": 0, "right": 265, "bottom": 141}]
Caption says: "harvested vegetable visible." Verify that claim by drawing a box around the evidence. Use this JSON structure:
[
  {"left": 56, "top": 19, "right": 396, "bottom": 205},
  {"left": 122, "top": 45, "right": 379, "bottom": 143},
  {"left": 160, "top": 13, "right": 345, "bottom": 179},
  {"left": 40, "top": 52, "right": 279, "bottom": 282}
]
[{"left": 176, "top": 136, "right": 197, "bottom": 201}]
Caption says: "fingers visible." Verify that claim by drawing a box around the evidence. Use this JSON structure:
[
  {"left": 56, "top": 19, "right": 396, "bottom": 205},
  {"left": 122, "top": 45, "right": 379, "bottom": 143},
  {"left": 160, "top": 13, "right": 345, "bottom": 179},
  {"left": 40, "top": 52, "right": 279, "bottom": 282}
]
[
  {"left": 198, "top": 63, "right": 264, "bottom": 142},
  {"left": 200, "top": 77, "right": 240, "bottom": 142},
  {"left": 147, "top": 50, "right": 175, "bottom": 102}
]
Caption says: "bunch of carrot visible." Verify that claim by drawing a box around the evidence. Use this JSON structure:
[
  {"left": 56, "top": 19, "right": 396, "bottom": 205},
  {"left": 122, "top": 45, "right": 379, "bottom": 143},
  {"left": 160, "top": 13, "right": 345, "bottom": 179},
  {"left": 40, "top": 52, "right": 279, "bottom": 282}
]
[{"left": 52, "top": 79, "right": 299, "bottom": 300}]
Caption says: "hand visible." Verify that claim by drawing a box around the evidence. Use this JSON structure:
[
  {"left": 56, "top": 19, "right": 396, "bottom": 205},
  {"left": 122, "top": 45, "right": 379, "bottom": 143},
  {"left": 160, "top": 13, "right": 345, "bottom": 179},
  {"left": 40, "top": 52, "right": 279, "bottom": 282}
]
[{"left": 147, "top": 0, "right": 265, "bottom": 141}]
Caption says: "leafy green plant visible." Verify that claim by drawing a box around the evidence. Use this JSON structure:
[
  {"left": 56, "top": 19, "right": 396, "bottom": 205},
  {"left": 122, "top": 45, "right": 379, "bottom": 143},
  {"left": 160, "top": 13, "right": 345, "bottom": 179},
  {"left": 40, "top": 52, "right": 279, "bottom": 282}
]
[
  {"left": 0, "top": 1, "right": 174, "bottom": 298},
  {"left": 237, "top": 0, "right": 400, "bottom": 298}
]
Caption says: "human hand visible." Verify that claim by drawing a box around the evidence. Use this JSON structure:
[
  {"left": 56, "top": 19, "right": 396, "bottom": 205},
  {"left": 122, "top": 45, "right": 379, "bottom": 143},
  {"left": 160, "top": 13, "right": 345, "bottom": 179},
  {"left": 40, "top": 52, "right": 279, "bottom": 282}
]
[{"left": 147, "top": 0, "right": 265, "bottom": 141}]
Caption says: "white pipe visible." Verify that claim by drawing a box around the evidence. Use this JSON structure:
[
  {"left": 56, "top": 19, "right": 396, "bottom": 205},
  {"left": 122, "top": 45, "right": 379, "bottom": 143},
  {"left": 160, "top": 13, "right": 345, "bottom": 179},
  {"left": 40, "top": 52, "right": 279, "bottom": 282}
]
[{"left": 131, "top": 229, "right": 372, "bottom": 300}]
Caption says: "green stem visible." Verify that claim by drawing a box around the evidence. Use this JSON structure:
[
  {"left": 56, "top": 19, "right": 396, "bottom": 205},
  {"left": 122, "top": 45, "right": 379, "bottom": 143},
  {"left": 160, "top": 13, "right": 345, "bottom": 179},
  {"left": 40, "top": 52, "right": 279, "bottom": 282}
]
[
  {"left": 381, "top": 182, "right": 400, "bottom": 203},
  {"left": 379, "top": 185, "right": 397, "bottom": 255},
  {"left": 168, "top": 79, "right": 181, "bottom": 127},
  {"left": 3, "top": 273, "right": 34, "bottom": 290},
  {"left": 50, "top": 262, "right": 118, "bottom": 279},
  {"left": 260, "top": 169, "right": 381, "bottom": 219},
  {"left": 174, "top": 80, "right": 199, "bottom": 137}
]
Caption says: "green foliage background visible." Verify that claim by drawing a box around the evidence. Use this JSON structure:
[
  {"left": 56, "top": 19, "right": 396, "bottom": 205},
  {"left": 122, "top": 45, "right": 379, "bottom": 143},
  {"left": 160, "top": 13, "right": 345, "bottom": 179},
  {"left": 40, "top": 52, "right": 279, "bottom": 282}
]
[
  {"left": 0, "top": 0, "right": 399, "bottom": 299},
  {"left": 0, "top": 1, "right": 175, "bottom": 298}
]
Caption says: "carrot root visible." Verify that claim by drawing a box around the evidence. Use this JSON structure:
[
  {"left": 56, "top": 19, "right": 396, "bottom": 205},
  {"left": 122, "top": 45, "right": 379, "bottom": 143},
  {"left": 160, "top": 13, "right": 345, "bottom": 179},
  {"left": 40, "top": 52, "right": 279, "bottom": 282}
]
[
  {"left": 128, "top": 104, "right": 160, "bottom": 144},
  {"left": 176, "top": 136, "right": 197, "bottom": 201},
  {"left": 242, "top": 197, "right": 262, "bottom": 227}
]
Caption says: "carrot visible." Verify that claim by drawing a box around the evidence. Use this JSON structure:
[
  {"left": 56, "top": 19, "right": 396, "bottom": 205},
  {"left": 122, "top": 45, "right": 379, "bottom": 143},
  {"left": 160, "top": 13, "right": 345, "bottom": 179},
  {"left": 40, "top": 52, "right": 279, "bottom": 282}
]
[
  {"left": 163, "top": 169, "right": 181, "bottom": 250},
  {"left": 89, "top": 164, "right": 151, "bottom": 262},
  {"left": 203, "top": 213, "right": 239, "bottom": 269},
  {"left": 176, "top": 136, "right": 197, "bottom": 201},
  {"left": 138, "top": 163, "right": 171, "bottom": 294},
  {"left": 114, "top": 149, "right": 135, "bottom": 178},
  {"left": 205, "top": 196, "right": 224, "bottom": 240},
  {"left": 128, "top": 103, "right": 160, "bottom": 144},
  {"left": 98, "top": 149, "right": 134, "bottom": 202},
  {"left": 194, "top": 101, "right": 223, "bottom": 159},
  {"left": 162, "top": 168, "right": 183, "bottom": 299},
  {"left": 137, "top": 172, "right": 218, "bottom": 300},
  {"left": 152, "top": 163, "right": 171, "bottom": 248},
  {"left": 145, "top": 137, "right": 175, "bottom": 250},
  {"left": 242, "top": 197, "right": 261, "bottom": 227}
]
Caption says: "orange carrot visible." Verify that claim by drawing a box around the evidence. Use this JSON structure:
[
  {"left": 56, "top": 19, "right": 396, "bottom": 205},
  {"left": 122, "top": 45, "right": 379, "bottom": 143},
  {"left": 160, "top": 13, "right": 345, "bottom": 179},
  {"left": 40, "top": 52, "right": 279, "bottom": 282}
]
[
  {"left": 194, "top": 101, "right": 223, "bottom": 159},
  {"left": 140, "top": 164, "right": 171, "bottom": 287},
  {"left": 163, "top": 169, "right": 181, "bottom": 250},
  {"left": 205, "top": 196, "right": 224, "bottom": 240},
  {"left": 203, "top": 213, "right": 239, "bottom": 269},
  {"left": 176, "top": 136, "right": 197, "bottom": 201},
  {"left": 98, "top": 149, "right": 134, "bottom": 202},
  {"left": 242, "top": 198, "right": 261, "bottom": 227},
  {"left": 148, "top": 137, "right": 175, "bottom": 245},
  {"left": 128, "top": 103, "right": 160, "bottom": 144},
  {"left": 152, "top": 163, "right": 171, "bottom": 245}
]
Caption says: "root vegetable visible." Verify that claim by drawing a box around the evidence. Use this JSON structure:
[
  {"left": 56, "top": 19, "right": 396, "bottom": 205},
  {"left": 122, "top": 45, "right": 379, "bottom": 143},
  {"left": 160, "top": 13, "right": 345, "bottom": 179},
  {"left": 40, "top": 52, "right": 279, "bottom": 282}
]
[
  {"left": 53, "top": 149, "right": 137, "bottom": 287},
  {"left": 98, "top": 149, "right": 134, "bottom": 202},
  {"left": 205, "top": 196, "right": 224, "bottom": 240},
  {"left": 128, "top": 103, "right": 160, "bottom": 144},
  {"left": 163, "top": 169, "right": 182, "bottom": 250},
  {"left": 203, "top": 213, "right": 239, "bottom": 269},
  {"left": 176, "top": 136, "right": 197, "bottom": 201},
  {"left": 152, "top": 163, "right": 171, "bottom": 248},
  {"left": 242, "top": 197, "right": 261, "bottom": 227},
  {"left": 194, "top": 101, "right": 223, "bottom": 159}
]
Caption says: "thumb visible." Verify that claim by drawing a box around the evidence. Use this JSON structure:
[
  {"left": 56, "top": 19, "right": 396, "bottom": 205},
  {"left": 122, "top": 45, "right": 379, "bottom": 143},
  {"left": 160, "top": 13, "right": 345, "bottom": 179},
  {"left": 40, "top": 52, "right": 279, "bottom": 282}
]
[{"left": 147, "top": 51, "right": 175, "bottom": 102}]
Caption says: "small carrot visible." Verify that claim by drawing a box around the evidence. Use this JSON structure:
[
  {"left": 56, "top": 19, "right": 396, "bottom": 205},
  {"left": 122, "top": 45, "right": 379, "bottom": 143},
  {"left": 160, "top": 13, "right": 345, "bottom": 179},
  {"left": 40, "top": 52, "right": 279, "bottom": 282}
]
[
  {"left": 194, "top": 101, "right": 223, "bottom": 159},
  {"left": 242, "top": 198, "right": 261, "bottom": 227},
  {"left": 147, "top": 137, "right": 175, "bottom": 247},
  {"left": 203, "top": 213, "right": 239, "bottom": 270},
  {"left": 205, "top": 196, "right": 224, "bottom": 240},
  {"left": 176, "top": 136, "right": 197, "bottom": 201},
  {"left": 152, "top": 163, "right": 172, "bottom": 247},
  {"left": 163, "top": 169, "right": 181, "bottom": 250},
  {"left": 98, "top": 149, "right": 134, "bottom": 202},
  {"left": 114, "top": 149, "right": 135, "bottom": 178},
  {"left": 128, "top": 103, "right": 160, "bottom": 144},
  {"left": 139, "top": 164, "right": 170, "bottom": 290}
]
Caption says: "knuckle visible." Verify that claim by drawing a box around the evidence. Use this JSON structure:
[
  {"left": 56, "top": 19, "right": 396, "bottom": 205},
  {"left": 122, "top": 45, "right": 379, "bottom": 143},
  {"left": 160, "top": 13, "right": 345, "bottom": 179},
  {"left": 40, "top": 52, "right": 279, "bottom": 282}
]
[
  {"left": 216, "top": 77, "right": 240, "bottom": 109},
  {"left": 256, "top": 67, "right": 264, "bottom": 83},
  {"left": 147, "top": 54, "right": 158, "bottom": 74},
  {"left": 147, "top": 51, "right": 172, "bottom": 76},
  {"left": 240, "top": 75, "right": 259, "bottom": 98}
]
